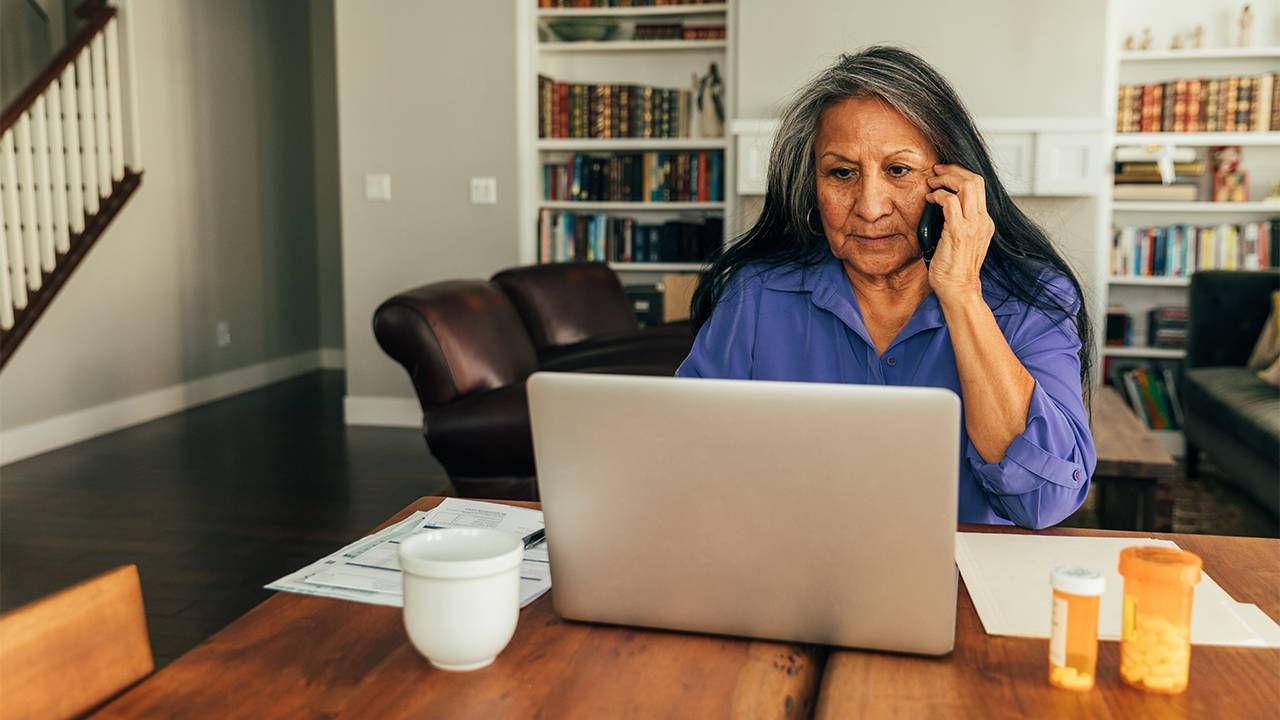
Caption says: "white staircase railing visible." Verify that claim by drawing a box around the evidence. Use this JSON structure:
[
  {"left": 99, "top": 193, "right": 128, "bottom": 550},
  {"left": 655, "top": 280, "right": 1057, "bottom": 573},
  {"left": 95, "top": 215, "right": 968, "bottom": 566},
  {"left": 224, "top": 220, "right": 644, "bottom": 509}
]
[{"left": 0, "top": 0, "right": 142, "bottom": 367}]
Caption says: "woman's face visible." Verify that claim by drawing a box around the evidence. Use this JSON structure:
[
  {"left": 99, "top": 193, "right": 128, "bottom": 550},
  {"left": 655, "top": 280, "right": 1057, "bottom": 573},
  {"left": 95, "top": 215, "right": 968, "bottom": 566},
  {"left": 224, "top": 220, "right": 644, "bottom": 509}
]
[{"left": 813, "top": 96, "right": 939, "bottom": 279}]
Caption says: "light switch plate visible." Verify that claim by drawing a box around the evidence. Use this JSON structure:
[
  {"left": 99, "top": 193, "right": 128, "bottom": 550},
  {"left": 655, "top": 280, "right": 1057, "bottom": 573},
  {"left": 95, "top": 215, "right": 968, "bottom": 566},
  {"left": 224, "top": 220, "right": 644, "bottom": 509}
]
[
  {"left": 365, "top": 173, "right": 391, "bottom": 201},
  {"left": 470, "top": 177, "right": 497, "bottom": 205}
]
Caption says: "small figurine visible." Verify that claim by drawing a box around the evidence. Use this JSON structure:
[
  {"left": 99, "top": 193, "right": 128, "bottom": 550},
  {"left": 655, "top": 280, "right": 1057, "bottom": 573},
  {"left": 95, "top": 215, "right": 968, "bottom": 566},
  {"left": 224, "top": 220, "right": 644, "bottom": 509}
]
[
  {"left": 1238, "top": 3, "right": 1254, "bottom": 48},
  {"left": 1191, "top": 24, "right": 1205, "bottom": 49},
  {"left": 1124, "top": 33, "right": 1136, "bottom": 51},
  {"left": 1140, "top": 27, "right": 1153, "bottom": 51},
  {"left": 1170, "top": 33, "right": 1183, "bottom": 50}
]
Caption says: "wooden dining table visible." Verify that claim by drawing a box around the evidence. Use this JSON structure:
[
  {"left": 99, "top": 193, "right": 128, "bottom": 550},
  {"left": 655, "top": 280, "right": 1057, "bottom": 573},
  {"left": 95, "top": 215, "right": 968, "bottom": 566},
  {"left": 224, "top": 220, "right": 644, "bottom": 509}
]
[{"left": 95, "top": 496, "right": 1279, "bottom": 719}]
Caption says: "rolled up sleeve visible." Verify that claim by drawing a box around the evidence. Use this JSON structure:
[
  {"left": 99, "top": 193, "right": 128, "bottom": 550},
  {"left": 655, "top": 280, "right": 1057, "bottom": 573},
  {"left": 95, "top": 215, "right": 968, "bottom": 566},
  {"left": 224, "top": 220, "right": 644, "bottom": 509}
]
[
  {"left": 965, "top": 277, "right": 1097, "bottom": 529},
  {"left": 676, "top": 271, "right": 760, "bottom": 380}
]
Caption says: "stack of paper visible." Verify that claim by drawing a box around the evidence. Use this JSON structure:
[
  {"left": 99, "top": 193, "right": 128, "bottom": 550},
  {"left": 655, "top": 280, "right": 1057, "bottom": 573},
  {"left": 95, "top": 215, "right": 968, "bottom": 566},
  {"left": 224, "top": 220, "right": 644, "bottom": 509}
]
[
  {"left": 267, "top": 499, "right": 552, "bottom": 609},
  {"left": 955, "top": 532, "right": 1280, "bottom": 648}
]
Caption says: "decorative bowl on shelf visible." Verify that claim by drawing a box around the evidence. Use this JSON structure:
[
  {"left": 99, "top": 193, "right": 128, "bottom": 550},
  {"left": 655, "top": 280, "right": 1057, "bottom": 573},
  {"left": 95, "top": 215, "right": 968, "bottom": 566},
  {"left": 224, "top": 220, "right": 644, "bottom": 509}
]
[{"left": 546, "top": 19, "right": 619, "bottom": 42}]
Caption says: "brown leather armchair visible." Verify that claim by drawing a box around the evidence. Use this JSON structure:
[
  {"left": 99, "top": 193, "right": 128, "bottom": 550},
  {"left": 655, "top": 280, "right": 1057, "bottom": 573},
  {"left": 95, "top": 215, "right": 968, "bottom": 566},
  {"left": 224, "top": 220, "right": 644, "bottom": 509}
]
[{"left": 374, "top": 263, "right": 694, "bottom": 500}]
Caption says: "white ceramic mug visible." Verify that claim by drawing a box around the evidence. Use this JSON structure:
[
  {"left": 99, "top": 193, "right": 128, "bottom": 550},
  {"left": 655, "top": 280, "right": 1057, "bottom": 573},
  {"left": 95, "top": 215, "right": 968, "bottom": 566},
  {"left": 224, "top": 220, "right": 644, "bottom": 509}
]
[{"left": 398, "top": 528, "right": 523, "bottom": 671}]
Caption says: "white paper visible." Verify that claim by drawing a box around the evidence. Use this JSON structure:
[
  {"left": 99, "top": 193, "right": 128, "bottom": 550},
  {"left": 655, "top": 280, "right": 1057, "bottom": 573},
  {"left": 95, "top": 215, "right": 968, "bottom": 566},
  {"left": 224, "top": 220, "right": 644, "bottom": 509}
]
[
  {"left": 267, "top": 500, "right": 552, "bottom": 609},
  {"left": 955, "top": 532, "right": 1280, "bottom": 648}
]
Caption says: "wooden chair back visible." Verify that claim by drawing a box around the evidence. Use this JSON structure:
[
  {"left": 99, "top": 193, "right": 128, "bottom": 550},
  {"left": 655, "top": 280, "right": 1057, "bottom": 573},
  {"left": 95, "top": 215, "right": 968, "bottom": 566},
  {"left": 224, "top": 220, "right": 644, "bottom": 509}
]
[{"left": 0, "top": 565, "right": 153, "bottom": 719}]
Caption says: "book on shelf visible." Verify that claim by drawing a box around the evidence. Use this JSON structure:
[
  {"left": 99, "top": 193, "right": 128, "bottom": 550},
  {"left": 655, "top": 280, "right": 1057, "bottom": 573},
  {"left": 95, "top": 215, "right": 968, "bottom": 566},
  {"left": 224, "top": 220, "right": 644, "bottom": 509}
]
[
  {"left": 1147, "top": 305, "right": 1188, "bottom": 349},
  {"left": 1115, "top": 73, "right": 1278, "bottom": 133},
  {"left": 1110, "top": 219, "right": 1278, "bottom": 276},
  {"left": 1104, "top": 357, "right": 1184, "bottom": 431},
  {"left": 538, "top": 76, "right": 694, "bottom": 139},
  {"left": 538, "top": 210, "right": 721, "bottom": 263},
  {"left": 543, "top": 151, "right": 723, "bottom": 202},
  {"left": 1105, "top": 305, "right": 1132, "bottom": 346},
  {"left": 632, "top": 21, "right": 726, "bottom": 40},
  {"left": 1112, "top": 184, "right": 1199, "bottom": 201}
]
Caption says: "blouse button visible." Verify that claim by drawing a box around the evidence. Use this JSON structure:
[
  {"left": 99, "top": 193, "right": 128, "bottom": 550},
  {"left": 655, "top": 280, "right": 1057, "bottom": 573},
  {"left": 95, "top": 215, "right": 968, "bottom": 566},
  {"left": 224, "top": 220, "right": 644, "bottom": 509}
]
[
  {"left": 1073, "top": 468, "right": 1084, "bottom": 483},
  {"left": 886, "top": 356, "right": 897, "bottom": 367}
]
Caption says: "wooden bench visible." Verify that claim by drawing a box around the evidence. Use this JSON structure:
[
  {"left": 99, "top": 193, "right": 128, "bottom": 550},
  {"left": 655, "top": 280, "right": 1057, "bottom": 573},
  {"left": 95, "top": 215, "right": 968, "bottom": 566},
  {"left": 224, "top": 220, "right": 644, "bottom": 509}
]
[{"left": 1090, "top": 387, "right": 1178, "bottom": 531}]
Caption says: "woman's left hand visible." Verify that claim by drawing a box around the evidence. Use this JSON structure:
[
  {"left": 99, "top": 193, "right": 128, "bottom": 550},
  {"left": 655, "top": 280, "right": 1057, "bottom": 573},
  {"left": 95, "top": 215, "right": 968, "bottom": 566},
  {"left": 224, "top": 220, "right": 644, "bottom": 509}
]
[{"left": 924, "top": 163, "right": 995, "bottom": 304}]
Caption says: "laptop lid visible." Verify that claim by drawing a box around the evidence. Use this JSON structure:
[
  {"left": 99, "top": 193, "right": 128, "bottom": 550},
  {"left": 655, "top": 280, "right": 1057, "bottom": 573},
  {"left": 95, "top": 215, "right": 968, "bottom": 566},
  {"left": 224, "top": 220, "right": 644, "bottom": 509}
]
[{"left": 527, "top": 372, "right": 960, "bottom": 655}]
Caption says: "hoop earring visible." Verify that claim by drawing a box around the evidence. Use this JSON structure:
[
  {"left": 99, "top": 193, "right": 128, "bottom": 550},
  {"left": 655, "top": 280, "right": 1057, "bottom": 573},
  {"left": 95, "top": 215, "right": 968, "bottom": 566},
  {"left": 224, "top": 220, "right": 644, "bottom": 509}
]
[{"left": 806, "top": 207, "right": 824, "bottom": 236}]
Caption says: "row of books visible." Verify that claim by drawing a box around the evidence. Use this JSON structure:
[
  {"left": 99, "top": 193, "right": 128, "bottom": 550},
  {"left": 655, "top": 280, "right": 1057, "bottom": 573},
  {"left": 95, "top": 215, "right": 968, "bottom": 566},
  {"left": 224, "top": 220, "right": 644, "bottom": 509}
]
[
  {"left": 538, "top": 1, "right": 720, "bottom": 7},
  {"left": 1107, "top": 359, "right": 1184, "bottom": 431},
  {"left": 1109, "top": 220, "right": 1279, "bottom": 277},
  {"left": 1105, "top": 306, "right": 1187, "bottom": 349},
  {"left": 633, "top": 22, "right": 725, "bottom": 40},
  {"left": 538, "top": 78, "right": 693, "bottom": 139},
  {"left": 1115, "top": 74, "right": 1278, "bottom": 133},
  {"left": 537, "top": 211, "right": 721, "bottom": 263},
  {"left": 543, "top": 152, "right": 723, "bottom": 202}
]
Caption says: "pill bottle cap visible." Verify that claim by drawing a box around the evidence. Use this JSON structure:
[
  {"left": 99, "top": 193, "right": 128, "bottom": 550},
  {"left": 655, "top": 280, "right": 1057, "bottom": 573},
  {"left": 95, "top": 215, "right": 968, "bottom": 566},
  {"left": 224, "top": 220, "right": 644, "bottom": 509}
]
[
  {"left": 1118, "top": 546, "right": 1203, "bottom": 587},
  {"left": 1051, "top": 566, "right": 1106, "bottom": 596}
]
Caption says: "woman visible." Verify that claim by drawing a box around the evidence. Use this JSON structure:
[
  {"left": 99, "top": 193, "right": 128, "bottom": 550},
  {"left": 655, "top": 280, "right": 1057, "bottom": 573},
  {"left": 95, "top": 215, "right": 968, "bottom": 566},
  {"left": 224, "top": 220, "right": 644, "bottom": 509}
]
[{"left": 678, "top": 46, "right": 1096, "bottom": 530}]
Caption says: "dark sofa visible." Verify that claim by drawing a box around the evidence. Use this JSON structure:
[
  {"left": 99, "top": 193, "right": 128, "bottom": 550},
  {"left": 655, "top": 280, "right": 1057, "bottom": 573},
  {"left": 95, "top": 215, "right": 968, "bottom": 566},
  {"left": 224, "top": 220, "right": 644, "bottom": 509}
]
[
  {"left": 373, "top": 262, "right": 694, "bottom": 500},
  {"left": 1183, "top": 270, "right": 1280, "bottom": 516}
]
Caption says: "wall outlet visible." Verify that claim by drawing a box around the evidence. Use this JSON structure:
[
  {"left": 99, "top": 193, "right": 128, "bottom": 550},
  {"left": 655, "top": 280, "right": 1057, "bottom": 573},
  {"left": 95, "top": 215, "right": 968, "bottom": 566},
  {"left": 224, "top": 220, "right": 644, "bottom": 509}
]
[
  {"left": 216, "top": 321, "right": 231, "bottom": 348},
  {"left": 470, "top": 177, "right": 497, "bottom": 205},
  {"left": 365, "top": 173, "right": 392, "bottom": 201}
]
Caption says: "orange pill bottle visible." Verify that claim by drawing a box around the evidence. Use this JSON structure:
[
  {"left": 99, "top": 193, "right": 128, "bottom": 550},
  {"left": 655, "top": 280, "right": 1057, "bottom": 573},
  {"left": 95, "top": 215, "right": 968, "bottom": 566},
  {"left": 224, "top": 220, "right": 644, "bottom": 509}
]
[
  {"left": 1117, "top": 546, "right": 1203, "bottom": 694},
  {"left": 1048, "top": 566, "right": 1104, "bottom": 691}
]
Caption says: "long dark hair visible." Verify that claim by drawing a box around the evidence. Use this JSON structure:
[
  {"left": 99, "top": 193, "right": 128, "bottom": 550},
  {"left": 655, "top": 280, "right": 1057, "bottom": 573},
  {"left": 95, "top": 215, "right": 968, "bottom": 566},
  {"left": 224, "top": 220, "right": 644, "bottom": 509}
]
[{"left": 692, "top": 46, "right": 1093, "bottom": 396}]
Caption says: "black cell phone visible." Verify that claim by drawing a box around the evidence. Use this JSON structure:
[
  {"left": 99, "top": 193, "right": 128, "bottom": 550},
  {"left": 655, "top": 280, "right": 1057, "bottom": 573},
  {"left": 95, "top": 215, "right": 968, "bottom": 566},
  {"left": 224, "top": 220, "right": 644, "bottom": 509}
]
[{"left": 916, "top": 201, "right": 945, "bottom": 265}]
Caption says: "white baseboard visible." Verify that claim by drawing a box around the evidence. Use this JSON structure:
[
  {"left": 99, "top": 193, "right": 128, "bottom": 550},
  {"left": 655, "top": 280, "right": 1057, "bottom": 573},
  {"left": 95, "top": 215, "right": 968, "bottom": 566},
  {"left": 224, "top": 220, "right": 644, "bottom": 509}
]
[
  {"left": 1, "top": 349, "right": 328, "bottom": 466},
  {"left": 344, "top": 395, "right": 421, "bottom": 428},
  {"left": 319, "top": 347, "right": 345, "bottom": 370}
]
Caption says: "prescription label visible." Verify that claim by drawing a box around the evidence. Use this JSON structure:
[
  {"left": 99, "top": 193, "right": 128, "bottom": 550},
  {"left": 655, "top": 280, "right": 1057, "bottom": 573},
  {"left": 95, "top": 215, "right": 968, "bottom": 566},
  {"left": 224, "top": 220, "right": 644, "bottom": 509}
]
[{"left": 1049, "top": 596, "right": 1068, "bottom": 667}]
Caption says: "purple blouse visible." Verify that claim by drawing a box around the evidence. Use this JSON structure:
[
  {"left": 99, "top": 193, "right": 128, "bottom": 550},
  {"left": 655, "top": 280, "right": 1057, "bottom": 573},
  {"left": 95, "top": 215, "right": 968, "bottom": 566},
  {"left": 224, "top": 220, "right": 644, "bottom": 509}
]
[{"left": 676, "top": 253, "right": 1096, "bottom": 529}]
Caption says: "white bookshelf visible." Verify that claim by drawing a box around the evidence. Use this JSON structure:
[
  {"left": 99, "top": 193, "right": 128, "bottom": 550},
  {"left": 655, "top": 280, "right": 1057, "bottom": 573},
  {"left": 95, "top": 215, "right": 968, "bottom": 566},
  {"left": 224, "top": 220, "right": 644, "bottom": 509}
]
[
  {"left": 1112, "top": 132, "right": 1280, "bottom": 146},
  {"left": 1101, "top": 0, "right": 1280, "bottom": 454},
  {"left": 517, "top": 1, "right": 735, "bottom": 275},
  {"left": 1113, "top": 200, "right": 1280, "bottom": 213},
  {"left": 1120, "top": 47, "right": 1280, "bottom": 62},
  {"left": 1108, "top": 275, "right": 1191, "bottom": 287},
  {"left": 539, "top": 39, "right": 727, "bottom": 53},
  {"left": 1103, "top": 346, "right": 1186, "bottom": 359}
]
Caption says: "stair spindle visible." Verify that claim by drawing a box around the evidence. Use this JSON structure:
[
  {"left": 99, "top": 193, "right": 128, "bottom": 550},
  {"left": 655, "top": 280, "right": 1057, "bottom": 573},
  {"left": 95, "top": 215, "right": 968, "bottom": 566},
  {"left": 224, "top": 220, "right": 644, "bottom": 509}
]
[
  {"left": 14, "top": 114, "right": 42, "bottom": 292},
  {"left": 1, "top": 131, "right": 28, "bottom": 310},
  {"left": 91, "top": 35, "right": 111, "bottom": 198},
  {"left": 105, "top": 18, "right": 125, "bottom": 182},
  {"left": 32, "top": 95, "right": 55, "bottom": 272},
  {"left": 76, "top": 48, "right": 100, "bottom": 215},
  {"left": 60, "top": 66, "right": 85, "bottom": 235},
  {"left": 46, "top": 79, "right": 71, "bottom": 254}
]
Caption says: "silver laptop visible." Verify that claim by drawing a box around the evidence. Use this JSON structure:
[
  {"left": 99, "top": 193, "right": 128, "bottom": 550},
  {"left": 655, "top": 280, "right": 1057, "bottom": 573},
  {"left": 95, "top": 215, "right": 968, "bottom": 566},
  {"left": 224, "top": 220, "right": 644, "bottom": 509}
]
[{"left": 526, "top": 372, "right": 961, "bottom": 655}]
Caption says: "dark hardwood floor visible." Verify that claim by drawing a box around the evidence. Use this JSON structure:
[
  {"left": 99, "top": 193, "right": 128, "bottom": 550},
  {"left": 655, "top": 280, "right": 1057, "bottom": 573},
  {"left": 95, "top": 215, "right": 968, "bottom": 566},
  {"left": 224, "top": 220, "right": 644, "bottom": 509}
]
[
  {"left": 1, "top": 370, "right": 1274, "bottom": 667},
  {"left": 0, "top": 371, "right": 448, "bottom": 666}
]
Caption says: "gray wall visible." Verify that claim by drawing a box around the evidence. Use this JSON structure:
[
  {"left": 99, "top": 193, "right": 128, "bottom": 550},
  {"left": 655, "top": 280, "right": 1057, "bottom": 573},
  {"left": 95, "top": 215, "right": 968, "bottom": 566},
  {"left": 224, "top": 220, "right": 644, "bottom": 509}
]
[
  {"left": 737, "top": 0, "right": 1109, "bottom": 119},
  {"left": 335, "top": 0, "right": 520, "bottom": 402},
  {"left": 0, "top": 0, "right": 330, "bottom": 430}
]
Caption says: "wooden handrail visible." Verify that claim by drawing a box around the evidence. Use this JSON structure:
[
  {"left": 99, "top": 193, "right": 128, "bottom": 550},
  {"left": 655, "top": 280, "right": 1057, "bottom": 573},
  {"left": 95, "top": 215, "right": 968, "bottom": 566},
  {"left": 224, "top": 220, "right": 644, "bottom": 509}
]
[{"left": 0, "top": 3, "right": 117, "bottom": 135}]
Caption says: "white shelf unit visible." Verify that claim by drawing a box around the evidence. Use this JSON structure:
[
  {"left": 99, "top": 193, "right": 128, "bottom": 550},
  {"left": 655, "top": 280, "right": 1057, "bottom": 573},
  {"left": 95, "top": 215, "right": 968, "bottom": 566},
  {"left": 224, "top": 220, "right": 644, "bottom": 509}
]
[
  {"left": 1113, "top": 132, "right": 1280, "bottom": 146},
  {"left": 1108, "top": 275, "right": 1191, "bottom": 287},
  {"left": 1120, "top": 47, "right": 1280, "bottom": 62},
  {"left": 1101, "top": 0, "right": 1280, "bottom": 454},
  {"left": 517, "top": 1, "right": 735, "bottom": 275},
  {"left": 539, "top": 40, "right": 727, "bottom": 53},
  {"left": 1102, "top": 346, "right": 1186, "bottom": 359}
]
